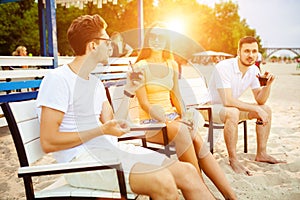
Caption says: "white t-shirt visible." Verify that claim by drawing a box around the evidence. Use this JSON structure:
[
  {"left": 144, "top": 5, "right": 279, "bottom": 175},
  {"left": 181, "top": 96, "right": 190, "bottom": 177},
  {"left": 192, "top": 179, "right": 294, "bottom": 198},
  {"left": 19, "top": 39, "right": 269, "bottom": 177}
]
[
  {"left": 208, "top": 57, "right": 260, "bottom": 104},
  {"left": 36, "top": 64, "right": 117, "bottom": 163}
]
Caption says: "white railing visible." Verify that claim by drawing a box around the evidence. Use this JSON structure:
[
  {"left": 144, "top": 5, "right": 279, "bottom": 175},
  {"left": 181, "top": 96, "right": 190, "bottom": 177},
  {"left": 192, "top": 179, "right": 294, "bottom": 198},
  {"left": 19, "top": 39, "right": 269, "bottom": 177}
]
[
  {"left": 0, "top": 56, "right": 137, "bottom": 67},
  {"left": 0, "top": 56, "right": 137, "bottom": 80},
  {"left": 0, "top": 56, "right": 137, "bottom": 127}
]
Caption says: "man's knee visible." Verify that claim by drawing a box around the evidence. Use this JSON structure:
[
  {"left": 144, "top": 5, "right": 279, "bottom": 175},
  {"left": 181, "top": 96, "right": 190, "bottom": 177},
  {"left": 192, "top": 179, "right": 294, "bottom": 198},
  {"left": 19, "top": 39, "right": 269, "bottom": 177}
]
[
  {"left": 148, "top": 169, "right": 178, "bottom": 199},
  {"left": 248, "top": 104, "right": 272, "bottom": 120},
  {"left": 176, "top": 161, "right": 199, "bottom": 182},
  {"left": 222, "top": 107, "right": 240, "bottom": 123},
  {"left": 260, "top": 104, "right": 272, "bottom": 115},
  {"left": 130, "top": 168, "right": 178, "bottom": 199}
]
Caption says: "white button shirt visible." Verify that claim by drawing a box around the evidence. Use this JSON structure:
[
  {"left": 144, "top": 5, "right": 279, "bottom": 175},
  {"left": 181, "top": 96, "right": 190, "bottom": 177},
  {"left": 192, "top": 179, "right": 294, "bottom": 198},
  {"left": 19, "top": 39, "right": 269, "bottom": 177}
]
[{"left": 208, "top": 57, "right": 261, "bottom": 104}]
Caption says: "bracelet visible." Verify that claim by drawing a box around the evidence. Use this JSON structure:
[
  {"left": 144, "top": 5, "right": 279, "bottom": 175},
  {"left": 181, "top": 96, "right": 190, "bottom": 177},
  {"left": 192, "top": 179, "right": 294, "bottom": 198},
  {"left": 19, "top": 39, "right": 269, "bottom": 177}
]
[
  {"left": 256, "top": 119, "right": 263, "bottom": 125},
  {"left": 124, "top": 90, "right": 135, "bottom": 98}
]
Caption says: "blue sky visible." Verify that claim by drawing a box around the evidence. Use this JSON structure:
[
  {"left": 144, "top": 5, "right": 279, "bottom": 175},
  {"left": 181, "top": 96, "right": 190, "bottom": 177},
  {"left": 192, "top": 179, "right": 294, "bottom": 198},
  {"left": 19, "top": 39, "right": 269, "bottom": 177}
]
[{"left": 198, "top": 0, "right": 300, "bottom": 56}]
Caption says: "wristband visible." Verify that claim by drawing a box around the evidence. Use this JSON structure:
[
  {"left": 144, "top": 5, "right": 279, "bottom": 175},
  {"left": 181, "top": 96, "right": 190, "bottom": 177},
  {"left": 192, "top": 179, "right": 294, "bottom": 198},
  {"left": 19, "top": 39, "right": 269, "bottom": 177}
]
[
  {"left": 256, "top": 119, "right": 263, "bottom": 125},
  {"left": 124, "top": 90, "right": 135, "bottom": 98}
]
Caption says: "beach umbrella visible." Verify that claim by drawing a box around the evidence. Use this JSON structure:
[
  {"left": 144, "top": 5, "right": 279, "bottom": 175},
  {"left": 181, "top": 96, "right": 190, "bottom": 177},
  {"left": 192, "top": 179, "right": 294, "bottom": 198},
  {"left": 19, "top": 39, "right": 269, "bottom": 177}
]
[
  {"left": 193, "top": 51, "right": 220, "bottom": 56},
  {"left": 217, "top": 52, "right": 234, "bottom": 57}
]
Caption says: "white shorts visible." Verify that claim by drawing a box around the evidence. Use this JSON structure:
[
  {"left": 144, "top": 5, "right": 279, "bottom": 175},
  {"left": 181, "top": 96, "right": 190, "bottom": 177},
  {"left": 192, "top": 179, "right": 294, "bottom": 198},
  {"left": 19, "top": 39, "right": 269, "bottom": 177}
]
[{"left": 64, "top": 143, "right": 167, "bottom": 193}]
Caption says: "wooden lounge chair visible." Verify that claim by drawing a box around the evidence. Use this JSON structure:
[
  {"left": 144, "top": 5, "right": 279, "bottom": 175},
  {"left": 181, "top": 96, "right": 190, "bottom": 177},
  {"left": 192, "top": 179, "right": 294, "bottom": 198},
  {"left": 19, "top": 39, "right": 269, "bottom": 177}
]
[
  {"left": 1, "top": 99, "right": 136, "bottom": 199},
  {"left": 106, "top": 83, "right": 175, "bottom": 157},
  {"left": 0, "top": 79, "right": 137, "bottom": 199},
  {"left": 178, "top": 75, "right": 248, "bottom": 154},
  {"left": 0, "top": 77, "right": 168, "bottom": 199}
]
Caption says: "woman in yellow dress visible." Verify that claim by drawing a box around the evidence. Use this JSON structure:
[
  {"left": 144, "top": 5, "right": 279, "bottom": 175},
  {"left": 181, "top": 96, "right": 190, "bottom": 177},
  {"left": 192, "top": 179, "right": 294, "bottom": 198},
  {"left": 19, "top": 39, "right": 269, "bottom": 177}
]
[{"left": 133, "top": 22, "right": 237, "bottom": 200}]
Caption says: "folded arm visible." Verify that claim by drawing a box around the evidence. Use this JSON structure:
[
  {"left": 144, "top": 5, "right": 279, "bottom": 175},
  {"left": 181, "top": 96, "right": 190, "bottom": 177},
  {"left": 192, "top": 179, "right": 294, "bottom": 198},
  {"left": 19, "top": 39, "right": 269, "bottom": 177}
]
[
  {"left": 218, "top": 87, "right": 269, "bottom": 122},
  {"left": 218, "top": 88, "right": 260, "bottom": 113}
]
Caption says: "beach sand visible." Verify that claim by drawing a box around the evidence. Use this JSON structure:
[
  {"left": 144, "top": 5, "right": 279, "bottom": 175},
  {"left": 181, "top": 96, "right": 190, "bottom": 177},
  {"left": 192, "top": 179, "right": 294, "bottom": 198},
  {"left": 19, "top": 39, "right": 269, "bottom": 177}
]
[
  {"left": 195, "top": 62, "right": 300, "bottom": 199},
  {"left": 0, "top": 62, "right": 299, "bottom": 199}
]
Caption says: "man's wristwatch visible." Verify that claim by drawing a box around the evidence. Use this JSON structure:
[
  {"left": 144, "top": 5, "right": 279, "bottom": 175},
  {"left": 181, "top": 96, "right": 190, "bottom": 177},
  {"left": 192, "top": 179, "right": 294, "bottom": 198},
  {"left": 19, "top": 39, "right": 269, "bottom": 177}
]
[{"left": 124, "top": 90, "right": 135, "bottom": 98}]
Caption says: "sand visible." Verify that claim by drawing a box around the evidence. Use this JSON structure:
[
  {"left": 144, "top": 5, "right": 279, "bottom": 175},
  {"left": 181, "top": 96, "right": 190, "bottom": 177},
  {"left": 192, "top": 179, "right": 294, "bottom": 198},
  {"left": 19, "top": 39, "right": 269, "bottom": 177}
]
[
  {"left": 0, "top": 62, "right": 299, "bottom": 199},
  {"left": 195, "top": 62, "right": 300, "bottom": 199}
]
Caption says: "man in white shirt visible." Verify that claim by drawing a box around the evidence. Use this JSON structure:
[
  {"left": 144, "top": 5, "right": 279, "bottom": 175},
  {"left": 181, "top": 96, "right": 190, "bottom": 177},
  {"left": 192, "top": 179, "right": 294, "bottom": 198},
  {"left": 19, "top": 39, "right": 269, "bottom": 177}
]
[
  {"left": 208, "top": 36, "right": 283, "bottom": 175},
  {"left": 36, "top": 14, "right": 216, "bottom": 199}
]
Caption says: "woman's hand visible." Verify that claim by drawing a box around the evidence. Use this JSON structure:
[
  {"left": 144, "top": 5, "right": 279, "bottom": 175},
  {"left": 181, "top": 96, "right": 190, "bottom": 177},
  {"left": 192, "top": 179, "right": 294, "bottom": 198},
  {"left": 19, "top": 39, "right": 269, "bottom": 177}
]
[
  {"left": 124, "top": 67, "right": 144, "bottom": 95},
  {"left": 149, "top": 104, "right": 166, "bottom": 122},
  {"left": 101, "top": 119, "right": 130, "bottom": 137}
]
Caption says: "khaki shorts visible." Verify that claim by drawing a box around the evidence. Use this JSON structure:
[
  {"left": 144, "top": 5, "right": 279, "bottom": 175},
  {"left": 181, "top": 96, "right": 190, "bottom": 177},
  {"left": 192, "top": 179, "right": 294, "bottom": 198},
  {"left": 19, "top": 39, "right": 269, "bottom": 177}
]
[
  {"left": 64, "top": 143, "right": 167, "bottom": 193},
  {"left": 200, "top": 104, "right": 249, "bottom": 124}
]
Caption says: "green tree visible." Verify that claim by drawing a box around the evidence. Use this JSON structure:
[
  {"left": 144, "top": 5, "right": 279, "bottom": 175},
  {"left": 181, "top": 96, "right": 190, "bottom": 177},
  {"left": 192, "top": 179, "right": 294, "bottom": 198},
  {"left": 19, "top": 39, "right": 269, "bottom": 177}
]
[
  {"left": 56, "top": 5, "right": 84, "bottom": 55},
  {"left": 207, "top": 1, "right": 255, "bottom": 55},
  {"left": 55, "top": 0, "right": 129, "bottom": 55},
  {"left": 0, "top": 1, "right": 39, "bottom": 55},
  {"left": 0, "top": 0, "right": 263, "bottom": 59}
]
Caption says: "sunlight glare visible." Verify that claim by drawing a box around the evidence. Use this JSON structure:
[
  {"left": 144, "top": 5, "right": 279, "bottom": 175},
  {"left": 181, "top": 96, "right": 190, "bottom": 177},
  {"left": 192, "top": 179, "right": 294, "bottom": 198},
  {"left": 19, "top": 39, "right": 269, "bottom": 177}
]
[{"left": 166, "top": 19, "right": 185, "bottom": 34}]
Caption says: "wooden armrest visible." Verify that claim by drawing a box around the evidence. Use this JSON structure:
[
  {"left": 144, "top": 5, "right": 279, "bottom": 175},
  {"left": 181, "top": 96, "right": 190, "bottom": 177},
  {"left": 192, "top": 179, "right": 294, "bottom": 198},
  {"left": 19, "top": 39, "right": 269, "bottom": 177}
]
[
  {"left": 195, "top": 106, "right": 211, "bottom": 111},
  {"left": 186, "top": 104, "right": 211, "bottom": 110},
  {"left": 18, "top": 161, "right": 122, "bottom": 178},
  {"left": 129, "top": 123, "right": 166, "bottom": 131},
  {"left": 119, "top": 123, "right": 166, "bottom": 141}
]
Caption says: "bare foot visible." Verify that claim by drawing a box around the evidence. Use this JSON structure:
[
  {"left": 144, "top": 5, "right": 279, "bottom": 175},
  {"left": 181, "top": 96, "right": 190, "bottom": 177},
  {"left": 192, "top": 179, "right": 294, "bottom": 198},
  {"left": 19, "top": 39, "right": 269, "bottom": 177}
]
[
  {"left": 255, "top": 153, "right": 286, "bottom": 164},
  {"left": 229, "top": 159, "right": 252, "bottom": 176}
]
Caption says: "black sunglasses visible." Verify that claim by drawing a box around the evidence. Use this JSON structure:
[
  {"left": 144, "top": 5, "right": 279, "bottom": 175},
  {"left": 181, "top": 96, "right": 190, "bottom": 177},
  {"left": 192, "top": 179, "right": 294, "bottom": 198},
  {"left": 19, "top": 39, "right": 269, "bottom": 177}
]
[
  {"left": 93, "top": 37, "right": 112, "bottom": 46},
  {"left": 148, "top": 33, "right": 167, "bottom": 42}
]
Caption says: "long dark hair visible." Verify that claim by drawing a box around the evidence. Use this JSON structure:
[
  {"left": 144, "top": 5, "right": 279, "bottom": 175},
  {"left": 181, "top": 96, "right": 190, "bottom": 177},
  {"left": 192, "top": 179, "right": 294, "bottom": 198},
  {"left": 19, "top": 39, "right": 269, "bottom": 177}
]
[{"left": 135, "top": 22, "right": 174, "bottom": 63}]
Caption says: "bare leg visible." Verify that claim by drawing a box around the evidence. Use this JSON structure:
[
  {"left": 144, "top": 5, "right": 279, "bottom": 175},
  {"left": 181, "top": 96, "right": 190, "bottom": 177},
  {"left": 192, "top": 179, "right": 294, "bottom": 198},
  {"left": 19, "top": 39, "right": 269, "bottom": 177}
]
[
  {"left": 220, "top": 107, "right": 251, "bottom": 175},
  {"left": 248, "top": 105, "right": 284, "bottom": 164},
  {"left": 193, "top": 133, "right": 237, "bottom": 199},
  {"left": 146, "top": 121, "right": 202, "bottom": 175},
  {"left": 129, "top": 162, "right": 179, "bottom": 199},
  {"left": 166, "top": 160, "right": 216, "bottom": 200},
  {"left": 129, "top": 161, "right": 215, "bottom": 200}
]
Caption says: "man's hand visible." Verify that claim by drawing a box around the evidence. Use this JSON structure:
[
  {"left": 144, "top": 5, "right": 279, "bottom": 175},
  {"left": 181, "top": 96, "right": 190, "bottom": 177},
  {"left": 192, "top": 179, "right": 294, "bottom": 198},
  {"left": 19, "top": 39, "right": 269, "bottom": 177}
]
[
  {"left": 256, "top": 106, "right": 269, "bottom": 125},
  {"left": 261, "top": 71, "right": 275, "bottom": 87},
  {"left": 254, "top": 71, "right": 275, "bottom": 105},
  {"left": 101, "top": 119, "right": 130, "bottom": 137}
]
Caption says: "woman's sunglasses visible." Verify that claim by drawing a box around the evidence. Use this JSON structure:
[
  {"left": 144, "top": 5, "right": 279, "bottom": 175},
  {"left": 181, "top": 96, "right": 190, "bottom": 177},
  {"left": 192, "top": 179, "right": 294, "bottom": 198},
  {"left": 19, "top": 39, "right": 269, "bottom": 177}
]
[{"left": 148, "top": 33, "right": 167, "bottom": 43}]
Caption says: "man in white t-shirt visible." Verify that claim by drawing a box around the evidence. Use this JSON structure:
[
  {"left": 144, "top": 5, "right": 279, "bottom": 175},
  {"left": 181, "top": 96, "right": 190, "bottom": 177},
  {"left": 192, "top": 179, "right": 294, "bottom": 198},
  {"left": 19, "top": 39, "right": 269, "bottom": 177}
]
[
  {"left": 208, "top": 36, "right": 283, "bottom": 176},
  {"left": 36, "top": 14, "right": 216, "bottom": 199}
]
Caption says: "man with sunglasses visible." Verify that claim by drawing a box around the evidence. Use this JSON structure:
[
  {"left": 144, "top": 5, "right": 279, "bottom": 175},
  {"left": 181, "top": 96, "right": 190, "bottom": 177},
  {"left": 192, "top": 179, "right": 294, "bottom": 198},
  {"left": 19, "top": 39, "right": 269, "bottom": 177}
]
[{"left": 36, "top": 14, "right": 217, "bottom": 199}]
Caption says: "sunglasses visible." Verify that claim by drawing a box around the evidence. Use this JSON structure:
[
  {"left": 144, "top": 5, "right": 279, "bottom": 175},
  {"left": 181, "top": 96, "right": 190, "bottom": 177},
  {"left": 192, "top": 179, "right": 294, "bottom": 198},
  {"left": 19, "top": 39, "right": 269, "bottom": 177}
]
[
  {"left": 93, "top": 37, "right": 112, "bottom": 46},
  {"left": 148, "top": 33, "right": 167, "bottom": 42}
]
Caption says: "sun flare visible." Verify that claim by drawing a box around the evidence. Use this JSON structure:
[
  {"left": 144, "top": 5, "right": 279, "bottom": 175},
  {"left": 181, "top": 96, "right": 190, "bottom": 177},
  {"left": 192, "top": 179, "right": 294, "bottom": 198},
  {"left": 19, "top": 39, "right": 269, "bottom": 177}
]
[{"left": 166, "top": 19, "right": 185, "bottom": 34}]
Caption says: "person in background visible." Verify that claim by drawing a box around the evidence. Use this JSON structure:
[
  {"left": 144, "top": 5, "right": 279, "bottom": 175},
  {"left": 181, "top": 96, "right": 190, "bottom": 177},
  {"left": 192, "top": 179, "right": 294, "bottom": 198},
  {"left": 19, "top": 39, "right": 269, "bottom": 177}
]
[
  {"left": 36, "top": 14, "right": 217, "bottom": 200},
  {"left": 133, "top": 22, "right": 237, "bottom": 200},
  {"left": 208, "top": 36, "right": 284, "bottom": 176},
  {"left": 12, "top": 45, "right": 28, "bottom": 69},
  {"left": 110, "top": 31, "right": 133, "bottom": 57},
  {"left": 255, "top": 52, "right": 263, "bottom": 71}
]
